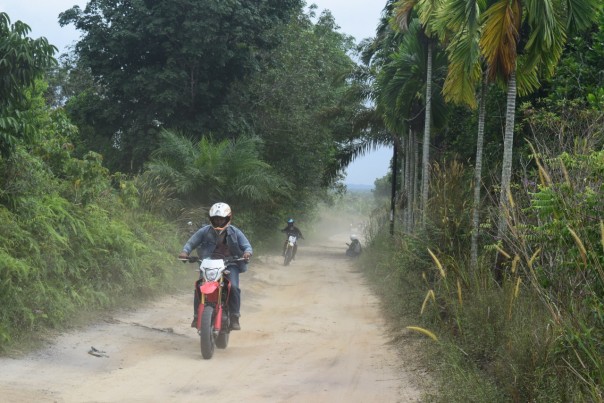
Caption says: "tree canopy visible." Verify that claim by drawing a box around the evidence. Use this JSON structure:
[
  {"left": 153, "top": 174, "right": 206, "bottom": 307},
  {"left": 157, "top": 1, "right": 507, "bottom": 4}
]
[
  {"left": 59, "top": 0, "right": 304, "bottom": 171},
  {"left": 0, "top": 13, "right": 56, "bottom": 158}
]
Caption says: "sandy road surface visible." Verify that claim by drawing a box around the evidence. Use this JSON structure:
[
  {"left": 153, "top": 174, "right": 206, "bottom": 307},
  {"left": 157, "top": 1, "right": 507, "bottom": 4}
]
[{"left": 0, "top": 232, "right": 424, "bottom": 403}]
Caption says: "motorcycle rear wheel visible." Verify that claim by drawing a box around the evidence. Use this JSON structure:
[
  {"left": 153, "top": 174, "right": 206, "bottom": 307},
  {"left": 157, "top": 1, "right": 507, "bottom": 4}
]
[
  {"left": 216, "top": 307, "right": 229, "bottom": 349},
  {"left": 200, "top": 305, "right": 215, "bottom": 359},
  {"left": 216, "top": 331, "right": 229, "bottom": 349}
]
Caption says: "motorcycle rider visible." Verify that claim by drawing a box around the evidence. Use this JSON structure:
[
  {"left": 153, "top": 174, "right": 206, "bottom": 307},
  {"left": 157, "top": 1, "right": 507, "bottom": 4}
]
[
  {"left": 346, "top": 234, "right": 362, "bottom": 257},
  {"left": 179, "top": 202, "right": 252, "bottom": 330},
  {"left": 281, "top": 218, "right": 304, "bottom": 260}
]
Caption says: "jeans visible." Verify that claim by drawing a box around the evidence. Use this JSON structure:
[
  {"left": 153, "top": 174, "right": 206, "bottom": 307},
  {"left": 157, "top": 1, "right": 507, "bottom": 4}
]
[
  {"left": 193, "top": 264, "right": 241, "bottom": 317},
  {"left": 226, "top": 264, "right": 241, "bottom": 316}
]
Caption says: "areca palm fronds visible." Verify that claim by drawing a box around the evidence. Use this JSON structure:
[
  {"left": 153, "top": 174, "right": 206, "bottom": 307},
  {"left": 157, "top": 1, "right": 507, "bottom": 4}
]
[
  {"left": 434, "top": 0, "right": 487, "bottom": 266},
  {"left": 391, "top": 0, "right": 446, "bottom": 220},
  {"left": 435, "top": 0, "right": 484, "bottom": 108},
  {"left": 377, "top": 20, "right": 447, "bottom": 136},
  {"left": 479, "top": 0, "right": 599, "bottom": 95},
  {"left": 478, "top": 0, "right": 601, "bottom": 242}
]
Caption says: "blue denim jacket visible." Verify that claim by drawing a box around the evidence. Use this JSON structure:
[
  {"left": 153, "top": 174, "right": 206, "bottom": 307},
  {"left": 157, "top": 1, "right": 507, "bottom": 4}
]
[{"left": 181, "top": 225, "right": 253, "bottom": 272}]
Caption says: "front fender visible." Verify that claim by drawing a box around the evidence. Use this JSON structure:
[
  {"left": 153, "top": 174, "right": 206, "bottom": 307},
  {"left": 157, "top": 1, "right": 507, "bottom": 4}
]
[{"left": 200, "top": 281, "right": 219, "bottom": 294}]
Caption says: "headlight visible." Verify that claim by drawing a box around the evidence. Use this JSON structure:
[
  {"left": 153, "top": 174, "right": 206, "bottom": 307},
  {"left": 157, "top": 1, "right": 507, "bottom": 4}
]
[{"left": 205, "top": 268, "right": 219, "bottom": 281}]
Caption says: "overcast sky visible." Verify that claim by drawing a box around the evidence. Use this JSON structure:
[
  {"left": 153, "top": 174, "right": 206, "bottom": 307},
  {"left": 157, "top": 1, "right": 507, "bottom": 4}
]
[{"left": 1, "top": 0, "right": 391, "bottom": 186}]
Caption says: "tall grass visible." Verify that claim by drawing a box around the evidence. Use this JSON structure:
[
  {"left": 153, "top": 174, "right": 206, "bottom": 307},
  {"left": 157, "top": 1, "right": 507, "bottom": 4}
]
[{"left": 360, "top": 145, "right": 603, "bottom": 401}]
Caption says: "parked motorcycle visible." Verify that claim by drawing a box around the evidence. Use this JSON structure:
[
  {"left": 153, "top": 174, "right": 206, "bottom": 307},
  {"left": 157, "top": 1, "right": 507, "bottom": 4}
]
[
  {"left": 283, "top": 234, "right": 297, "bottom": 266},
  {"left": 179, "top": 254, "right": 246, "bottom": 359}
]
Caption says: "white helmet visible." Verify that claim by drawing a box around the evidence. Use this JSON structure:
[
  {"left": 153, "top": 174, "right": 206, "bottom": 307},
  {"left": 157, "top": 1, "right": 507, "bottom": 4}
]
[
  {"left": 208, "top": 202, "right": 232, "bottom": 232},
  {"left": 350, "top": 234, "right": 358, "bottom": 241}
]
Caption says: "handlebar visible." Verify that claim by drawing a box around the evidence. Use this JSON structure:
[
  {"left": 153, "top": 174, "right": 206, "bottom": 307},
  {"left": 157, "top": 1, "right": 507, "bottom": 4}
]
[{"left": 178, "top": 256, "right": 249, "bottom": 264}]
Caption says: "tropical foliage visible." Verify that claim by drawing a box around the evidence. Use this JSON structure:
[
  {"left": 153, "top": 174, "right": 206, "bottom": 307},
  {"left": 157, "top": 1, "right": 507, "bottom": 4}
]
[
  {"left": 0, "top": 83, "right": 180, "bottom": 349},
  {"left": 354, "top": 1, "right": 604, "bottom": 401},
  {"left": 58, "top": 0, "right": 304, "bottom": 171},
  {"left": 0, "top": 12, "right": 56, "bottom": 158},
  {"left": 2, "top": 0, "right": 604, "bottom": 400},
  {"left": 0, "top": 3, "right": 364, "bottom": 349}
]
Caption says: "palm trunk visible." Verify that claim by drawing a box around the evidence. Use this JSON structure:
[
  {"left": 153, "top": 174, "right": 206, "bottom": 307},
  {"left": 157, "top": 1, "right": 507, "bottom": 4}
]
[
  {"left": 496, "top": 70, "right": 517, "bottom": 245},
  {"left": 470, "top": 72, "right": 488, "bottom": 268},
  {"left": 421, "top": 41, "right": 433, "bottom": 225},
  {"left": 390, "top": 144, "right": 398, "bottom": 235},
  {"left": 406, "top": 130, "right": 413, "bottom": 231},
  {"left": 401, "top": 134, "right": 409, "bottom": 232},
  {"left": 413, "top": 129, "right": 420, "bottom": 230}
]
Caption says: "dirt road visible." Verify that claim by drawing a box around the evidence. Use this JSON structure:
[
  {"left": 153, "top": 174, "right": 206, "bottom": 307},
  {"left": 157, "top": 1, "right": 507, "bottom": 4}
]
[{"left": 0, "top": 232, "right": 424, "bottom": 402}]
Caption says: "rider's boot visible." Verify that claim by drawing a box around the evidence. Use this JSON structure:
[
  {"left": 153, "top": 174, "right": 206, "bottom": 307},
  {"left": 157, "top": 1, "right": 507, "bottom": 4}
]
[{"left": 230, "top": 314, "right": 241, "bottom": 330}]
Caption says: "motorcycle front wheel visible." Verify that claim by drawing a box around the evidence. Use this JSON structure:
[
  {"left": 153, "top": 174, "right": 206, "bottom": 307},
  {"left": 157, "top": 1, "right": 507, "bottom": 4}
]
[
  {"left": 200, "top": 305, "right": 215, "bottom": 359},
  {"left": 284, "top": 245, "right": 293, "bottom": 266}
]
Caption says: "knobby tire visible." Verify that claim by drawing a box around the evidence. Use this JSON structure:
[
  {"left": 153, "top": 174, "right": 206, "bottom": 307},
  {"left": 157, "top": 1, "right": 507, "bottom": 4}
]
[
  {"left": 284, "top": 246, "right": 293, "bottom": 266},
  {"left": 200, "top": 305, "right": 215, "bottom": 359},
  {"left": 215, "top": 306, "right": 229, "bottom": 349}
]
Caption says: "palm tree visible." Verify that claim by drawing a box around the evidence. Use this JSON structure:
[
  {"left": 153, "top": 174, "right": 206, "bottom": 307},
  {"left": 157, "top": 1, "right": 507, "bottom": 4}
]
[
  {"left": 478, "top": 0, "right": 600, "bottom": 252},
  {"left": 337, "top": 1, "right": 404, "bottom": 234},
  {"left": 145, "top": 130, "right": 291, "bottom": 210},
  {"left": 392, "top": 0, "right": 445, "bottom": 225},
  {"left": 433, "top": 0, "right": 600, "bottom": 268},
  {"left": 434, "top": 0, "right": 486, "bottom": 267},
  {"left": 377, "top": 18, "right": 448, "bottom": 231}
]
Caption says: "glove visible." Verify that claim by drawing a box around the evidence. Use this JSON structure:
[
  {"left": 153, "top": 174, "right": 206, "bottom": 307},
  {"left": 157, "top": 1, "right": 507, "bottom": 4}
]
[{"left": 242, "top": 252, "right": 252, "bottom": 261}]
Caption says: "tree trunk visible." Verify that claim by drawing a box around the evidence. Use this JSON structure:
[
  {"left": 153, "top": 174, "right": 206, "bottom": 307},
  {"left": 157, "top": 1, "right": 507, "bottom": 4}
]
[
  {"left": 470, "top": 73, "right": 488, "bottom": 268},
  {"left": 406, "top": 130, "right": 413, "bottom": 232},
  {"left": 390, "top": 144, "right": 398, "bottom": 235},
  {"left": 401, "top": 134, "right": 409, "bottom": 233},
  {"left": 420, "top": 41, "right": 433, "bottom": 225},
  {"left": 497, "top": 70, "right": 517, "bottom": 240},
  {"left": 412, "top": 129, "right": 419, "bottom": 230}
]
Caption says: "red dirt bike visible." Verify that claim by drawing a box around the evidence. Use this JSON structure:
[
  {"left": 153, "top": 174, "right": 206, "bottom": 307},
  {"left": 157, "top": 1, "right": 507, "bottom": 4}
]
[{"left": 180, "top": 255, "right": 246, "bottom": 359}]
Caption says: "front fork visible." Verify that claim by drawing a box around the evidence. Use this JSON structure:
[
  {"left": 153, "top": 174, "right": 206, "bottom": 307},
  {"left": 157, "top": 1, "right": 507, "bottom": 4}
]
[{"left": 196, "top": 281, "right": 225, "bottom": 331}]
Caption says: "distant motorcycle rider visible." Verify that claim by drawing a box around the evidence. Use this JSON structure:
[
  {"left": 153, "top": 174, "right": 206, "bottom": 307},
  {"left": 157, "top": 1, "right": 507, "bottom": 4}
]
[
  {"left": 346, "top": 234, "right": 362, "bottom": 258},
  {"left": 179, "top": 203, "right": 252, "bottom": 330},
  {"left": 281, "top": 218, "right": 304, "bottom": 260}
]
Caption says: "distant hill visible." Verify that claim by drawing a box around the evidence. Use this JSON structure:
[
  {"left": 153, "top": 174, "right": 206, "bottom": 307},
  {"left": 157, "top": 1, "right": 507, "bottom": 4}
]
[{"left": 346, "top": 183, "right": 373, "bottom": 192}]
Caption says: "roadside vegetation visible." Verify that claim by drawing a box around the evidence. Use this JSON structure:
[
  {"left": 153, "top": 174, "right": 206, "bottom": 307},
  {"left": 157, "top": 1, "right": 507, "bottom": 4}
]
[
  {"left": 0, "top": 2, "right": 353, "bottom": 351},
  {"left": 344, "top": 111, "right": 603, "bottom": 401},
  {"left": 357, "top": 95, "right": 604, "bottom": 401},
  {"left": 2, "top": 1, "right": 604, "bottom": 401}
]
